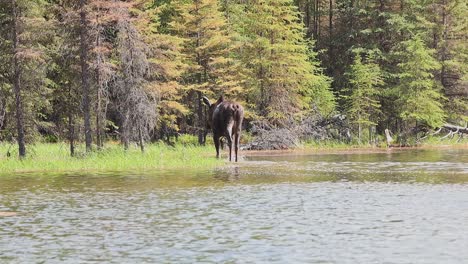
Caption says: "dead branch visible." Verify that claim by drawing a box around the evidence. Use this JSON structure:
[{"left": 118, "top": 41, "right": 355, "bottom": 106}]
[
  {"left": 441, "top": 124, "right": 468, "bottom": 134},
  {"left": 439, "top": 123, "right": 467, "bottom": 140}
]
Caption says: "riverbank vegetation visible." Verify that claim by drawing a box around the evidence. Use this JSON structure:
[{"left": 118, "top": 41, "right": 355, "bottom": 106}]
[
  {"left": 1, "top": 135, "right": 465, "bottom": 175},
  {"left": 0, "top": 0, "right": 466, "bottom": 158},
  {"left": 0, "top": 140, "right": 221, "bottom": 174}
]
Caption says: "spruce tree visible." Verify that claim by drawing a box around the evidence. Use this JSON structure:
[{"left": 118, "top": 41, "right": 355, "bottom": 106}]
[
  {"left": 394, "top": 36, "right": 445, "bottom": 128},
  {"left": 171, "top": 0, "right": 240, "bottom": 144},
  {"left": 135, "top": 3, "right": 188, "bottom": 142},
  {"left": 344, "top": 53, "right": 383, "bottom": 142},
  {"left": 231, "top": 0, "right": 334, "bottom": 125},
  {"left": 431, "top": 0, "right": 468, "bottom": 124},
  {"left": 0, "top": 0, "right": 51, "bottom": 157}
]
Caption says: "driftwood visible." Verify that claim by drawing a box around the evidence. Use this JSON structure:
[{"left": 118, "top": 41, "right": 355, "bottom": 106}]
[
  {"left": 439, "top": 123, "right": 467, "bottom": 141},
  {"left": 416, "top": 123, "right": 467, "bottom": 143},
  {"left": 384, "top": 129, "right": 393, "bottom": 147},
  {"left": 243, "top": 127, "right": 299, "bottom": 150},
  {"left": 243, "top": 115, "right": 352, "bottom": 150},
  {"left": 387, "top": 123, "right": 468, "bottom": 145},
  {"left": 441, "top": 124, "right": 468, "bottom": 134}
]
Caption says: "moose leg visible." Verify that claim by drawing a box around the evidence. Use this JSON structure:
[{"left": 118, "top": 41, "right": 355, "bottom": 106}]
[
  {"left": 227, "top": 136, "right": 232, "bottom": 161},
  {"left": 213, "top": 133, "right": 220, "bottom": 158},
  {"left": 203, "top": 129, "right": 208, "bottom": 145},
  {"left": 234, "top": 132, "right": 240, "bottom": 162},
  {"left": 225, "top": 129, "right": 233, "bottom": 162},
  {"left": 226, "top": 121, "right": 234, "bottom": 161}
]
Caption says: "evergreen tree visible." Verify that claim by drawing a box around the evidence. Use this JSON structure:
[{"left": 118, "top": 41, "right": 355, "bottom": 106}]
[
  {"left": 0, "top": 0, "right": 52, "bottom": 157},
  {"left": 135, "top": 2, "right": 188, "bottom": 142},
  {"left": 114, "top": 6, "right": 157, "bottom": 152},
  {"left": 393, "top": 36, "right": 445, "bottom": 128},
  {"left": 344, "top": 53, "right": 383, "bottom": 142},
  {"left": 89, "top": 0, "right": 122, "bottom": 149},
  {"left": 430, "top": 0, "right": 468, "bottom": 124},
  {"left": 79, "top": 0, "right": 93, "bottom": 152},
  {"left": 171, "top": 0, "right": 241, "bottom": 144},
  {"left": 231, "top": 0, "right": 335, "bottom": 126},
  {"left": 48, "top": 0, "right": 120, "bottom": 155}
]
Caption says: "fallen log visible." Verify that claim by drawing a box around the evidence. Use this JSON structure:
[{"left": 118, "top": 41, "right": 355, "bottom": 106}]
[{"left": 441, "top": 124, "right": 468, "bottom": 134}]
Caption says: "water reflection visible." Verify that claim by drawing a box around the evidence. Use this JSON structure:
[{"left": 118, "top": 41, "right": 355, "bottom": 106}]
[{"left": 0, "top": 148, "right": 467, "bottom": 263}]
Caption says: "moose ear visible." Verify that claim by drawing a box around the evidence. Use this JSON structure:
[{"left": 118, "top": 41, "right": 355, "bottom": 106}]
[
  {"left": 216, "top": 95, "right": 225, "bottom": 104},
  {"left": 201, "top": 96, "right": 211, "bottom": 106}
]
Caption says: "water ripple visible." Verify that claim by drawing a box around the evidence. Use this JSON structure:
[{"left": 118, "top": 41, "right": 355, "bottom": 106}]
[{"left": 1, "top": 149, "right": 468, "bottom": 263}]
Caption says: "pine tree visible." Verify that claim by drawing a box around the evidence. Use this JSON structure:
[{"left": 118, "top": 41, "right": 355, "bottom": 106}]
[
  {"left": 171, "top": 0, "right": 241, "bottom": 144},
  {"left": 344, "top": 53, "right": 383, "bottom": 142},
  {"left": 430, "top": 0, "right": 468, "bottom": 124},
  {"left": 89, "top": 0, "right": 122, "bottom": 149},
  {"left": 0, "top": 0, "right": 52, "bottom": 157},
  {"left": 79, "top": 0, "right": 93, "bottom": 152},
  {"left": 134, "top": 2, "right": 188, "bottom": 142},
  {"left": 231, "top": 0, "right": 334, "bottom": 125},
  {"left": 114, "top": 6, "right": 157, "bottom": 152},
  {"left": 394, "top": 36, "right": 445, "bottom": 128}
]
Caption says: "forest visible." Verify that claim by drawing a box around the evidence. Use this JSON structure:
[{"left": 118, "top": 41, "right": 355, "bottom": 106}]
[{"left": 0, "top": 0, "right": 466, "bottom": 158}]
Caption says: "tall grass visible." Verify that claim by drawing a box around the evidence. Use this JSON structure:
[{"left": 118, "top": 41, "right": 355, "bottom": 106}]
[
  {"left": 301, "top": 135, "right": 467, "bottom": 150},
  {"left": 0, "top": 142, "right": 222, "bottom": 174},
  {"left": 301, "top": 139, "right": 379, "bottom": 150}
]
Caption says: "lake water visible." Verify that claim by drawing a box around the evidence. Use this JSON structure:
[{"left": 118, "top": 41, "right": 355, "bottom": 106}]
[{"left": 1, "top": 148, "right": 468, "bottom": 263}]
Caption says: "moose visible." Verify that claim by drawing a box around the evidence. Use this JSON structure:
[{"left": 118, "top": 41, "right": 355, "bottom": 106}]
[{"left": 202, "top": 95, "right": 244, "bottom": 162}]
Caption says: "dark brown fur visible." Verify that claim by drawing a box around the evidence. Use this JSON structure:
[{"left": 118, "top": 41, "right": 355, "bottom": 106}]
[{"left": 202, "top": 95, "right": 244, "bottom": 162}]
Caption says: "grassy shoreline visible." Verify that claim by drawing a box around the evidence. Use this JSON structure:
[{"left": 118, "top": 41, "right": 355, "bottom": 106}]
[
  {"left": 1, "top": 138, "right": 466, "bottom": 175},
  {"left": 0, "top": 143, "right": 222, "bottom": 175}
]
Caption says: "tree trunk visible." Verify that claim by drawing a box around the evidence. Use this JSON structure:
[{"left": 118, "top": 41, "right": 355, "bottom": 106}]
[
  {"left": 0, "top": 92, "right": 6, "bottom": 131},
  {"left": 12, "top": 0, "right": 26, "bottom": 158},
  {"left": 328, "top": 0, "right": 333, "bottom": 69},
  {"left": 305, "top": 0, "right": 311, "bottom": 38},
  {"left": 357, "top": 114, "right": 362, "bottom": 143},
  {"left": 440, "top": 0, "right": 448, "bottom": 88},
  {"left": 79, "top": 0, "right": 92, "bottom": 152},
  {"left": 317, "top": 0, "right": 321, "bottom": 42},
  {"left": 138, "top": 125, "right": 144, "bottom": 153},
  {"left": 313, "top": 0, "right": 318, "bottom": 39},
  {"left": 121, "top": 112, "right": 129, "bottom": 150},
  {"left": 96, "top": 81, "right": 102, "bottom": 149},
  {"left": 67, "top": 84, "right": 75, "bottom": 156},
  {"left": 95, "top": 14, "right": 103, "bottom": 150},
  {"left": 68, "top": 113, "right": 75, "bottom": 157},
  {"left": 197, "top": 91, "right": 204, "bottom": 145},
  {"left": 195, "top": 1, "right": 204, "bottom": 146},
  {"left": 358, "top": 123, "right": 362, "bottom": 143},
  {"left": 442, "top": 124, "right": 468, "bottom": 134},
  {"left": 329, "top": 0, "right": 333, "bottom": 36}
]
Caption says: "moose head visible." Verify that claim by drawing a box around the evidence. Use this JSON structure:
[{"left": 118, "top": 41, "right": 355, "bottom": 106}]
[{"left": 202, "top": 95, "right": 244, "bottom": 162}]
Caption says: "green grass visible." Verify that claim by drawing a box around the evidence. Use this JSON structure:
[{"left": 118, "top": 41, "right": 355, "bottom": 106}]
[
  {"left": 414, "top": 135, "right": 468, "bottom": 147},
  {"left": 300, "top": 135, "right": 467, "bottom": 150},
  {"left": 0, "top": 142, "right": 223, "bottom": 175},
  {"left": 300, "top": 139, "right": 380, "bottom": 150},
  {"left": 1, "top": 134, "right": 465, "bottom": 175}
]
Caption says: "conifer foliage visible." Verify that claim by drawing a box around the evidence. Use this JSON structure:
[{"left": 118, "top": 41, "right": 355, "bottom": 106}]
[
  {"left": 231, "top": 0, "right": 334, "bottom": 125},
  {"left": 0, "top": 0, "right": 466, "bottom": 156},
  {"left": 394, "top": 37, "right": 445, "bottom": 128},
  {"left": 344, "top": 53, "right": 383, "bottom": 142},
  {"left": 171, "top": 0, "right": 240, "bottom": 143},
  {"left": 0, "top": 0, "right": 52, "bottom": 157}
]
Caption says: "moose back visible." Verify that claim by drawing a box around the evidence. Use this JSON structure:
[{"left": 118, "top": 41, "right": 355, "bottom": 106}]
[{"left": 202, "top": 95, "right": 244, "bottom": 162}]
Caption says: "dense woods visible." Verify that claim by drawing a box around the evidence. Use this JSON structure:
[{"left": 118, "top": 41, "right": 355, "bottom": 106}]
[{"left": 0, "top": 0, "right": 466, "bottom": 157}]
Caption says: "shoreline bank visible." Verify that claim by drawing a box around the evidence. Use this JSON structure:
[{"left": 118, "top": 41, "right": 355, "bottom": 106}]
[{"left": 1, "top": 142, "right": 466, "bottom": 175}]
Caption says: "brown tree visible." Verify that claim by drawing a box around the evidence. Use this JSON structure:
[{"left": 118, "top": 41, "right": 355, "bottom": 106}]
[
  {"left": 11, "top": 0, "right": 26, "bottom": 157},
  {"left": 79, "top": 0, "right": 93, "bottom": 152}
]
